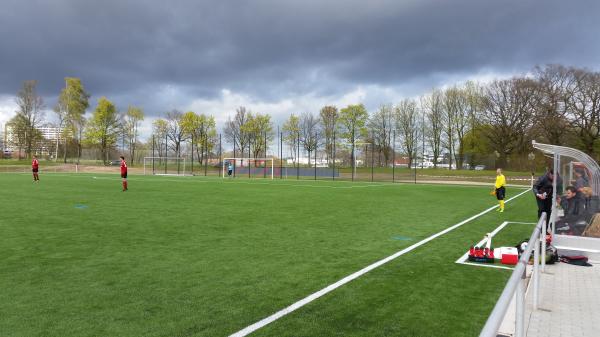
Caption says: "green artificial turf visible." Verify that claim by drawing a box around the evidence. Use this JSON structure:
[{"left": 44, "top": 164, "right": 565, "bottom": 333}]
[{"left": 0, "top": 173, "right": 537, "bottom": 337}]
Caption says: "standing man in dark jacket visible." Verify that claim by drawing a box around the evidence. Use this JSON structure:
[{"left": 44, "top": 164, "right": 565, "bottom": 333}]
[{"left": 533, "top": 169, "right": 563, "bottom": 223}]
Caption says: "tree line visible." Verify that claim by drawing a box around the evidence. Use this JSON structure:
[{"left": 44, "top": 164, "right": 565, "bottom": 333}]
[
  {"left": 5, "top": 78, "right": 146, "bottom": 165},
  {"left": 4, "top": 64, "right": 600, "bottom": 169}
]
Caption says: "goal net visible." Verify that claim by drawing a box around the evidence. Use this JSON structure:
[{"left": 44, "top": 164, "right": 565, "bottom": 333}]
[
  {"left": 223, "top": 158, "right": 274, "bottom": 179},
  {"left": 143, "top": 157, "right": 188, "bottom": 176}
]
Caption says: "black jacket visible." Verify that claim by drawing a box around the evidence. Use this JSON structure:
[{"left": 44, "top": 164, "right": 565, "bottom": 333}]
[{"left": 533, "top": 174, "right": 563, "bottom": 199}]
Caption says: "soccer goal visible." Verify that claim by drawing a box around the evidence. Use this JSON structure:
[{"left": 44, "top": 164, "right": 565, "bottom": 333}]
[
  {"left": 143, "top": 157, "right": 188, "bottom": 176},
  {"left": 223, "top": 158, "right": 274, "bottom": 179}
]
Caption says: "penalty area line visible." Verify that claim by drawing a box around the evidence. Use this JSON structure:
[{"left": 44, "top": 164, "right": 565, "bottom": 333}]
[{"left": 228, "top": 187, "right": 532, "bottom": 337}]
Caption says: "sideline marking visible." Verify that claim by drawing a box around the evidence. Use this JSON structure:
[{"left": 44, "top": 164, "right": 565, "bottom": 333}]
[
  {"left": 229, "top": 187, "right": 533, "bottom": 337},
  {"left": 7, "top": 172, "right": 531, "bottom": 190}
]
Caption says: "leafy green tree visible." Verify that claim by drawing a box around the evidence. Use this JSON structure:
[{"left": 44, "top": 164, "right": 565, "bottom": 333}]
[
  {"left": 243, "top": 113, "right": 273, "bottom": 159},
  {"left": 152, "top": 119, "right": 169, "bottom": 159},
  {"left": 56, "top": 78, "right": 90, "bottom": 163},
  {"left": 84, "top": 97, "right": 120, "bottom": 164},
  {"left": 339, "top": 104, "right": 369, "bottom": 171},
  {"left": 181, "top": 111, "right": 217, "bottom": 166},
  {"left": 319, "top": 106, "right": 338, "bottom": 166},
  {"left": 6, "top": 114, "right": 30, "bottom": 159},
  {"left": 282, "top": 114, "right": 300, "bottom": 161},
  {"left": 462, "top": 124, "right": 493, "bottom": 165}
]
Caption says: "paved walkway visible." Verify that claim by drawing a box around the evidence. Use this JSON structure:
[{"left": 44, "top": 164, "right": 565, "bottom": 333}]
[{"left": 524, "top": 260, "right": 600, "bottom": 337}]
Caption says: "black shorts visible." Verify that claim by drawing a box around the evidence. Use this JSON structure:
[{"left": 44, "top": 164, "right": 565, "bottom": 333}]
[
  {"left": 228, "top": 169, "right": 232, "bottom": 176},
  {"left": 121, "top": 172, "right": 127, "bottom": 179},
  {"left": 496, "top": 187, "right": 506, "bottom": 200},
  {"left": 32, "top": 168, "right": 38, "bottom": 173}
]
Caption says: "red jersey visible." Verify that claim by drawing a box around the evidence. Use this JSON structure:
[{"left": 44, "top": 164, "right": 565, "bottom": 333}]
[
  {"left": 120, "top": 160, "right": 127, "bottom": 174},
  {"left": 32, "top": 158, "right": 39, "bottom": 169}
]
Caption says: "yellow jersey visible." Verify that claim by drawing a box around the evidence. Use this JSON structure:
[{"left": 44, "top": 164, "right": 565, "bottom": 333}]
[{"left": 495, "top": 174, "right": 506, "bottom": 188}]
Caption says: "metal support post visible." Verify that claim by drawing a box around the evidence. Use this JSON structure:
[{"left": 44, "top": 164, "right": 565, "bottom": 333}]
[
  {"left": 533, "top": 237, "right": 540, "bottom": 310},
  {"left": 541, "top": 220, "right": 547, "bottom": 272},
  {"left": 515, "top": 271, "right": 525, "bottom": 337}
]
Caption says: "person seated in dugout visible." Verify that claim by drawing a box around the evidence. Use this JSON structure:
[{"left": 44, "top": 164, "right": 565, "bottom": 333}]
[
  {"left": 582, "top": 187, "right": 600, "bottom": 215},
  {"left": 573, "top": 168, "right": 590, "bottom": 199},
  {"left": 556, "top": 185, "right": 586, "bottom": 235}
]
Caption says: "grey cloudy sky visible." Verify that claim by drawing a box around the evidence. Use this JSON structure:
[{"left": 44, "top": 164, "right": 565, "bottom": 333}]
[{"left": 1, "top": 0, "right": 599, "bottom": 138}]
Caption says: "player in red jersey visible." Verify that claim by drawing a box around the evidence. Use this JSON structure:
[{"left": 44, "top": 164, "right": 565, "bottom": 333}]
[
  {"left": 120, "top": 155, "right": 128, "bottom": 191},
  {"left": 32, "top": 155, "right": 40, "bottom": 182}
]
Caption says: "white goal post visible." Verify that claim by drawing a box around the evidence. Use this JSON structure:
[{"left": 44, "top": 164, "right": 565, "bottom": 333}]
[
  {"left": 222, "top": 158, "right": 274, "bottom": 179},
  {"left": 143, "top": 157, "right": 188, "bottom": 176}
]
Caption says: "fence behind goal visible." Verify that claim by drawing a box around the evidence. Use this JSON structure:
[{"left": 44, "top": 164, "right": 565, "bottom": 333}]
[
  {"left": 222, "top": 158, "right": 274, "bottom": 179},
  {"left": 143, "top": 157, "right": 188, "bottom": 176}
]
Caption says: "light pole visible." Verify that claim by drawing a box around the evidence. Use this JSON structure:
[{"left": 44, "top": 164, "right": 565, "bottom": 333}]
[{"left": 528, "top": 152, "right": 536, "bottom": 186}]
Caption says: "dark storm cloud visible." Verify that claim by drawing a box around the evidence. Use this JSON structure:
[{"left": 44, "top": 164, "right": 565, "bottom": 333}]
[{"left": 1, "top": 0, "right": 599, "bottom": 115}]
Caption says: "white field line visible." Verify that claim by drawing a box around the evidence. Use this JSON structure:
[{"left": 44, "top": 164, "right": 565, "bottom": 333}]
[
  {"left": 88, "top": 175, "right": 388, "bottom": 189},
  {"left": 221, "top": 181, "right": 383, "bottom": 189},
  {"left": 455, "top": 221, "right": 511, "bottom": 266},
  {"left": 24, "top": 173, "right": 455, "bottom": 190},
  {"left": 454, "top": 221, "right": 536, "bottom": 271},
  {"left": 3, "top": 171, "right": 531, "bottom": 189},
  {"left": 229, "top": 187, "right": 533, "bottom": 337},
  {"left": 139, "top": 177, "right": 502, "bottom": 190},
  {"left": 49, "top": 173, "right": 378, "bottom": 188},
  {"left": 459, "top": 261, "right": 515, "bottom": 271}
]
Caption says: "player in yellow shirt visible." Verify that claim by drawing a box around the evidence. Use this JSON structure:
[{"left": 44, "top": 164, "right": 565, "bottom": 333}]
[{"left": 494, "top": 168, "right": 506, "bottom": 212}]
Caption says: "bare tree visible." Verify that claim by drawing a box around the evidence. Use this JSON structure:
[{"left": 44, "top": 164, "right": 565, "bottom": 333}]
[
  {"left": 74, "top": 116, "right": 86, "bottom": 164},
  {"left": 421, "top": 89, "right": 444, "bottom": 168},
  {"left": 166, "top": 110, "right": 188, "bottom": 158},
  {"left": 368, "top": 104, "right": 393, "bottom": 166},
  {"left": 395, "top": 99, "right": 421, "bottom": 168},
  {"left": 441, "top": 87, "right": 458, "bottom": 169},
  {"left": 464, "top": 81, "right": 485, "bottom": 169},
  {"left": 299, "top": 112, "right": 320, "bottom": 165},
  {"left": 53, "top": 99, "right": 68, "bottom": 161},
  {"left": 565, "top": 68, "right": 600, "bottom": 158},
  {"left": 224, "top": 106, "right": 251, "bottom": 155},
  {"left": 482, "top": 78, "right": 538, "bottom": 167},
  {"left": 15, "top": 80, "right": 45, "bottom": 157},
  {"left": 123, "top": 106, "right": 144, "bottom": 165},
  {"left": 445, "top": 85, "right": 471, "bottom": 169},
  {"left": 532, "top": 65, "right": 573, "bottom": 145}
]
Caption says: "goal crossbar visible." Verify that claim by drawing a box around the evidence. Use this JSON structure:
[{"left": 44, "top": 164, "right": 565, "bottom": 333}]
[{"left": 222, "top": 158, "right": 274, "bottom": 179}]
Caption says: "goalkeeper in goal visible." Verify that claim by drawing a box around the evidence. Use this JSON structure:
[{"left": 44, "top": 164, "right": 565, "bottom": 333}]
[{"left": 227, "top": 161, "right": 233, "bottom": 177}]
